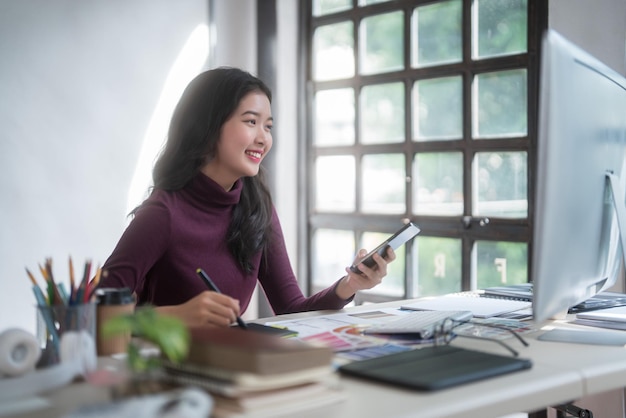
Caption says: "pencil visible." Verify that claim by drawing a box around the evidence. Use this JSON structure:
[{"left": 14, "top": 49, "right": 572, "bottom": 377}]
[
  {"left": 25, "top": 267, "right": 60, "bottom": 352},
  {"left": 45, "top": 258, "right": 66, "bottom": 305},
  {"left": 38, "top": 263, "right": 53, "bottom": 305},
  {"left": 69, "top": 255, "right": 76, "bottom": 303},
  {"left": 196, "top": 268, "right": 247, "bottom": 329},
  {"left": 25, "top": 267, "right": 44, "bottom": 300},
  {"left": 75, "top": 259, "right": 92, "bottom": 303},
  {"left": 85, "top": 265, "right": 102, "bottom": 302}
]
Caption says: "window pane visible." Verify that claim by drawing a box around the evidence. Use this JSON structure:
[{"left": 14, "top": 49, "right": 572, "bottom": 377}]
[
  {"left": 313, "top": 0, "right": 352, "bottom": 17},
  {"left": 359, "top": 11, "right": 404, "bottom": 75},
  {"left": 313, "top": 22, "right": 354, "bottom": 81},
  {"left": 413, "top": 236, "right": 462, "bottom": 297},
  {"left": 358, "top": 0, "right": 392, "bottom": 6},
  {"left": 474, "top": 151, "right": 527, "bottom": 218},
  {"left": 312, "top": 229, "right": 355, "bottom": 288},
  {"left": 473, "top": 69, "right": 527, "bottom": 138},
  {"left": 413, "top": 152, "right": 463, "bottom": 215},
  {"left": 315, "top": 155, "right": 356, "bottom": 212},
  {"left": 314, "top": 88, "right": 355, "bottom": 146},
  {"left": 360, "top": 82, "right": 405, "bottom": 144},
  {"left": 411, "top": 0, "right": 462, "bottom": 68},
  {"left": 358, "top": 231, "right": 404, "bottom": 296},
  {"left": 413, "top": 76, "right": 463, "bottom": 141},
  {"left": 361, "top": 154, "right": 406, "bottom": 214},
  {"left": 474, "top": 240, "right": 528, "bottom": 289},
  {"left": 473, "top": 0, "right": 528, "bottom": 59}
]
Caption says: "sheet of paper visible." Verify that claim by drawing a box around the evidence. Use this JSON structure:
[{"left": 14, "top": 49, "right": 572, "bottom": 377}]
[
  {"left": 264, "top": 308, "right": 423, "bottom": 352},
  {"left": 401, "top": 295, "right": 531, "bottom": 318},
  {"left": 265, "top": 308, "right": 412, "bottom": 338}
]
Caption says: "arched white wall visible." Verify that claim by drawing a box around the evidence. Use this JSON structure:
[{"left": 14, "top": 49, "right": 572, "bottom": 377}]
[{"left": 0, "top": 0, "right": 210, "bottom": 334}]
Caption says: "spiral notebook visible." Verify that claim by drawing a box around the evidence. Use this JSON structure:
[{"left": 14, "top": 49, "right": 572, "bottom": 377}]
[
  {"left": 401, "top": 294, "right": 531, "bottom": 318},
  {"left": 339, "top": 345, "right": 532, "bottom": 391}
]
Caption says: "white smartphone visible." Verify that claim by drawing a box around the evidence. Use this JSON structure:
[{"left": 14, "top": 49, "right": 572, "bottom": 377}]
[{"left": 349, "top": 222, "right": 421, "bottom": 274}]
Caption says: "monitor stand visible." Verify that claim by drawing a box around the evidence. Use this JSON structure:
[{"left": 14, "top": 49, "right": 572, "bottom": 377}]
[
  {"left": 537, "top": 327, "right": 626, "bottom": 346},
  {"left": 606, "top": 171, "right": 626, "bottom": 268},
  {"left": 539, "top": 173, "right": 626, "bottom": 347}
]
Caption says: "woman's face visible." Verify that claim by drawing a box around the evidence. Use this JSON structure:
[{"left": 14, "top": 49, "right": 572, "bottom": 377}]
[{"left": 201, "top": 91, "right": 273, "bottom": 191}]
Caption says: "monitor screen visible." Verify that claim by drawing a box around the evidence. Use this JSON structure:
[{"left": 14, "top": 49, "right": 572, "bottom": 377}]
[{"left": 532, "top": 30, "right": 626, "bottom": 323}]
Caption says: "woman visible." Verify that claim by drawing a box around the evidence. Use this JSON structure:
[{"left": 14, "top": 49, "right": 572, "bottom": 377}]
[{"left": 100, "top": 67, "right": 395, "bottom": 327}]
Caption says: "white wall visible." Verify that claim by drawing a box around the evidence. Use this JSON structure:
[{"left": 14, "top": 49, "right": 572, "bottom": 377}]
[
  {"left": 549, "top": 0, "right": 626, "bottom": 76},
  {"left": 0, "top": 0, "right": 211, "bottom": 334},
  {"left": 210, "top": 0, "right": 256, "bottom": 69}
]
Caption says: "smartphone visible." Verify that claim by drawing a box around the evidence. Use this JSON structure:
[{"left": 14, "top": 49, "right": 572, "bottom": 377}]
[{"left": 349, "top": 222, "right": 421, "bottom": 274}]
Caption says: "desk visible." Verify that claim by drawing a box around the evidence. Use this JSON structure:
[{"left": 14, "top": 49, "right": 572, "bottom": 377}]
[
  {"left": 260, "top": 300, "right": 626, "bottom": 418},
  {"left": 4, "top": 299, "right": 626, "bottom": 418}
]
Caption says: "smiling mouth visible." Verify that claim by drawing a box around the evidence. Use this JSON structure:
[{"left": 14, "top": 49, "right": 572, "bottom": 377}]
[{"left": 246, "top": 151, "right": 262, "bottom": 159}]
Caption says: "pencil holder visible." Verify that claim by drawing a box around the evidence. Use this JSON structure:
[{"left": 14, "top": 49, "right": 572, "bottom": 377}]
[{"left": 36, "top": 302, "right": 96, "bottom": 367}]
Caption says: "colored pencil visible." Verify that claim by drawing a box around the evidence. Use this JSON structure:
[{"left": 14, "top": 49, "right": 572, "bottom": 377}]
[
  {"left": 44, "top": 258, "right": 65, "bottom": 306},
  {"left": 68, "top": 255, "right": 76, "bottom": 303},
  {"left": 25, "top": 267, "right": 60, "bottom": 352},
  {"left": 74, "top": 259, "right": 88, "bottom": 302},
  {"left": 87, "top": 266, "right": 103, "bottom": 301}
]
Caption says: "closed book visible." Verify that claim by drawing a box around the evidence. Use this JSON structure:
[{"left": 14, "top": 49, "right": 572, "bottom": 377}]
[
  {"left": 212, "top": 381, "right": 336, "bottom": 412},
  {"left": 211, "top": 384, "right": 346, "bottom": 418},
  {"left": 186, "top": 326, "right": 334, "bottom": 375},
  {"left": 576, "top": 305, "right": 626, "bottom": 322},
  {"left": 573, "top": 318, "right": 626, "bottom": 331},
  {"left": 162, "top": 360, "right": 337, "bottom": 396}
]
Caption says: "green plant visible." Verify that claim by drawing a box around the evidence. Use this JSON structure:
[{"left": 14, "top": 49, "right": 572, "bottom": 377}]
[{"left": 103, "top": 306, "right": 190, "bottom": 372}]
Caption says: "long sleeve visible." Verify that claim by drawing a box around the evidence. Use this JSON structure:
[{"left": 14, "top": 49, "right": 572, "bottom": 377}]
[
  {"left": 99, "top": 200, "right": 172, "bottom": 301},
  {"left": 257, "top": 210, "right": 352, "bottom": 315}
]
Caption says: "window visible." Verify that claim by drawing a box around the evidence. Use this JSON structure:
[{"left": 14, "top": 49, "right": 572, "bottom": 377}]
[{"left": 304, "top": 0, "right": 546, "bottom": 303}]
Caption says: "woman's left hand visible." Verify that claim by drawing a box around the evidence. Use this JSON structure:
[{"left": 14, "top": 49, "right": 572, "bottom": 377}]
[{"left": 335, "top": 247, "right": 396, "bottom": 300}]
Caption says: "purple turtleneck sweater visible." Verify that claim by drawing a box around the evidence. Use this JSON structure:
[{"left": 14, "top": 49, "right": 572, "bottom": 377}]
[{"left": 100, "top": 173, "right": 350, "bottom": 315}]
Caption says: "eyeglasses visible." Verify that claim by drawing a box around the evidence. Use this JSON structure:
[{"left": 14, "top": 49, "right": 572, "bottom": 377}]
[{"left": 432, "top": 317, "right": 530, "bottom": 357}]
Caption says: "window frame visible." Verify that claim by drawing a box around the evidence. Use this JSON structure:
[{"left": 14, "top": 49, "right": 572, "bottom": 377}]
[{"left": 300, "top": 0, "right": 548, "bottom": 303}]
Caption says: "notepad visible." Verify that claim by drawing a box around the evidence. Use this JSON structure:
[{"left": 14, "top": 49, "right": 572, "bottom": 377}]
[
  {"left": 401, "top": 295, "right": 531, "bottom": 318},
  {"left": 339, "top": 345, "right": 532, "bottom": 391},
  {"left": 576, "top": 305, "right": 626, "bottom": 322}
]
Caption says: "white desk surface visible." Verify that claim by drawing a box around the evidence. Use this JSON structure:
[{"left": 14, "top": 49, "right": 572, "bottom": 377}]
[
  {"left": 4, "top": 298, "right": 626, "bottom": 418},
  {"left": 260, "top": 299, "right": 626, "bottom": 418}
]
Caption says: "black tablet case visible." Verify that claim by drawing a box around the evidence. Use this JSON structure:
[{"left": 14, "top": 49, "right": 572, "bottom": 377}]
[{"left": 339, "top": 345, "right": 532, "bottom": 391}]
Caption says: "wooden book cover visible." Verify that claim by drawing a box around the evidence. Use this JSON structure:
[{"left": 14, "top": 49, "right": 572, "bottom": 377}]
[{"left": 186, "top": 326, "right": 333, "bottom": 375}]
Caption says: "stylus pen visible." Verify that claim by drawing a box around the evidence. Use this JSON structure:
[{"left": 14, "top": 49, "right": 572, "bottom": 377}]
[{"left": 196, "top": 268, "right": 247, "bottom": 329}]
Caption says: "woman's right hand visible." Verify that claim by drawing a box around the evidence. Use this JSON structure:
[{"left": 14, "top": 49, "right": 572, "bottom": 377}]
[{"left": 157, "top": 291, "right": 242, "bottom": 328}]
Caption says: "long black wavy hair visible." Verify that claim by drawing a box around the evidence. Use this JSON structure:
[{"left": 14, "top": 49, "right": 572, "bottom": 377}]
[{"left": 150, "top": 67, "right": 274, "bottom": 273}]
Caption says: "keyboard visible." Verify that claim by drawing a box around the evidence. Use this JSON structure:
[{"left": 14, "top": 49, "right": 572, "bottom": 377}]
[{"left": 364, "top": 310, "right": 473, "bottom": 339}]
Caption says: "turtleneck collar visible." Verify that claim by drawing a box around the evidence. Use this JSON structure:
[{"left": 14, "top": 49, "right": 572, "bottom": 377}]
[{"left": 184, "top": 172, "right": 243, "bottom": 207}]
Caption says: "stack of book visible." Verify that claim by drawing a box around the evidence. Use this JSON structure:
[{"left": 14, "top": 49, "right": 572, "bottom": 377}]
[
  {"left": 574, "top": 306, "right": 626, "bottom": 330},
  {"left": 163, "top": 326, "right": 345, "bottom": 418}
]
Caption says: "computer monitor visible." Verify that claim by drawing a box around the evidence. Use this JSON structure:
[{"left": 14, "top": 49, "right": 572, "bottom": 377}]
[{"left": 532, "top": 30, "right": 626, "bottom": 323}]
